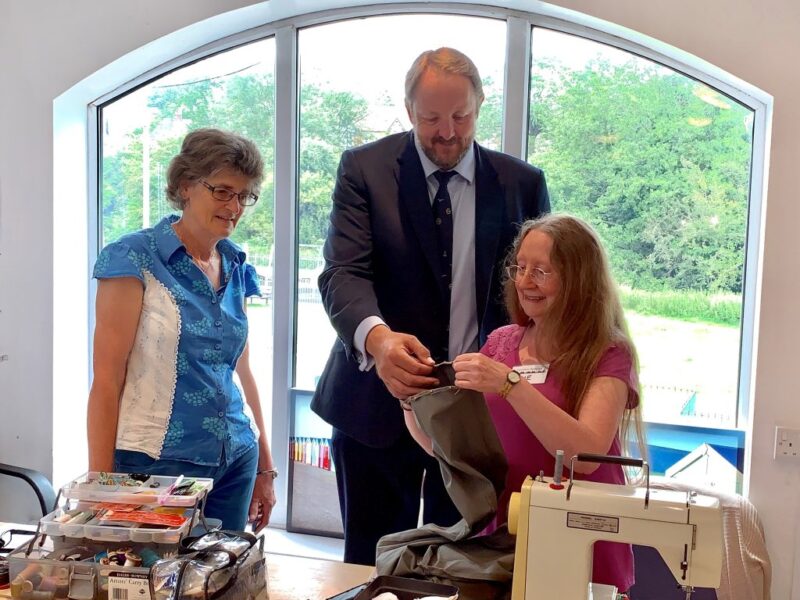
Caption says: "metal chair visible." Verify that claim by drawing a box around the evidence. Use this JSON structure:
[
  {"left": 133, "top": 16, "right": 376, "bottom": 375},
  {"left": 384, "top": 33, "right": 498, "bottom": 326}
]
[{"left": 0, "top": 463, "right": 57, "bottom": 518}]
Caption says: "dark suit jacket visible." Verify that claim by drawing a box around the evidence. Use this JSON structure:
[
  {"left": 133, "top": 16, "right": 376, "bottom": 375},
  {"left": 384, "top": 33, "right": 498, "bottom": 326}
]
[{"left": 311, "top": 132, "right": 549, "bottom": 447}]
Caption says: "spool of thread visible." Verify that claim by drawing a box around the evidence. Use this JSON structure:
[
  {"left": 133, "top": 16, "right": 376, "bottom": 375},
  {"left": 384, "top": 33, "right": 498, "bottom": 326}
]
[
  {"left": 55, "top": 569, "right": 68, "bottom": 582},
  {"left": 9, "top": 578, "right": 23, "bottom": 598},
  {"left": 38, "top": 577, "right": 59, "bottom": 592},
  {"left": 21, "top": 590, "right": 55, "bottom": 600},
  {"left": 123, "top": 553, "right": 142, "bottom": 568},
  {"left": 21, "top": 580, "right": 34, "bottom": 594},
  {"left": 16, "top": 566, "right": 41, "bottom": 582},
  {"left": 53, "top": 581, "right": 69, "bottom": 599},
  {"left": 553, "top": 449, "right": 565, "bottom": 485},
  {"left": 139, "top": 548, "right": 160, "bottom": 568}
]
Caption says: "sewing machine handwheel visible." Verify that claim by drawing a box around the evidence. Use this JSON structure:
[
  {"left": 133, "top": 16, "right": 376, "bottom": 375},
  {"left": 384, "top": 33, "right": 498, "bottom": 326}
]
[
  {"left": 575, "top": 453, "right": 643, "bottom": 468},
  {"left": 507, "top": 492, "right": 520, "bottom": 534}
]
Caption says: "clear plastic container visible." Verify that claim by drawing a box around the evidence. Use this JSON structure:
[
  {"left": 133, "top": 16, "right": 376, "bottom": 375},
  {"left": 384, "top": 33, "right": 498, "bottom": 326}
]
[
  {"left": 61, "top": 472, "right": 213, "bottom": 506},
  {"left": 40, "top": 505, "right": 194, "bottom": 545}
]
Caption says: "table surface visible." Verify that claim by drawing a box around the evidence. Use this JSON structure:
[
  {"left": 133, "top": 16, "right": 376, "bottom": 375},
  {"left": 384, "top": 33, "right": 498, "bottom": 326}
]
[{"left": 0, "top": 523, "right": 373, "bottom": 600}]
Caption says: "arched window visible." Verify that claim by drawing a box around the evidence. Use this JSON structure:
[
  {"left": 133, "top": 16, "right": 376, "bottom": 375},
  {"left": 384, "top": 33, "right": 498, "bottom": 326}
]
[{"left": 93, "top": 6, "right": 765, "bottom": 530}]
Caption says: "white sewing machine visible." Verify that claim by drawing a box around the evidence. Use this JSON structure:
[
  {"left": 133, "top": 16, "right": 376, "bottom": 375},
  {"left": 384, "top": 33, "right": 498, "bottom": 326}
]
[{"left": 508, "top": 454, "right": 723, "bottom": 600}]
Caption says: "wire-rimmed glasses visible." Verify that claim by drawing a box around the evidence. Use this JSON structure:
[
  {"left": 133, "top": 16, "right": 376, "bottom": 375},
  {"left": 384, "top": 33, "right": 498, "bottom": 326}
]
[
  {"left": 199, "top": 180, "right": 259, "bottom": 207},
  {"left": 506, "top": 264, "right": 552, "bottom": 286}
]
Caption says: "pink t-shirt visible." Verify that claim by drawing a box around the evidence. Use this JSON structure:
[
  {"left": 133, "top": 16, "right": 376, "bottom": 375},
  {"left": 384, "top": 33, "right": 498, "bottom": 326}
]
[{"left": 481, "top": 324, "right": 639, "bottom": 592}]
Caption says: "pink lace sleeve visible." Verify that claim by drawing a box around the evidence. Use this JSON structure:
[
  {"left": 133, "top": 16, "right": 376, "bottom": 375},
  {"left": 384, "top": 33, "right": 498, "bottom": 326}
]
[{"left": 480, "top": 324, "right": 525, "bottom": 364}]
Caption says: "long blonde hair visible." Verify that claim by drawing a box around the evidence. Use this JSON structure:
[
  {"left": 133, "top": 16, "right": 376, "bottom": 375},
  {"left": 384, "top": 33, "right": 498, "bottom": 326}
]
[{"left": 504, "top": 214, "right": 646, "bottom": 464}]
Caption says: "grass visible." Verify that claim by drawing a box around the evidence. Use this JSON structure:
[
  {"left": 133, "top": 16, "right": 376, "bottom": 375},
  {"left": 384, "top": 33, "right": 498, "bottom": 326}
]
[{"left": 619, "top": 286, "right": 741, "bottom": 327}]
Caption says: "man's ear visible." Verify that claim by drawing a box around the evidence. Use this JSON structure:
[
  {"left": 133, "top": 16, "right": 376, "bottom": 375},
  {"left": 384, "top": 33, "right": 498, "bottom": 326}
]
[{"left": 405, "top": 101, "right": 415, "bottom": 126}]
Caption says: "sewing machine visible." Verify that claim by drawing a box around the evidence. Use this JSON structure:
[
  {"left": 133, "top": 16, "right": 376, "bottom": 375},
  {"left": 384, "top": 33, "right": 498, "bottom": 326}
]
[{"left": 508, "top": 454, "right": 723, "bottom": 600}]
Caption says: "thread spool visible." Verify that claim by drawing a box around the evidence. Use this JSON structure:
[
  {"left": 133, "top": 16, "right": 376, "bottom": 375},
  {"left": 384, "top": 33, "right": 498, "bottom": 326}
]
[
  {"left": 139, "top": 548, "right": 160, "bottom": 568},
  {"left": 123, "top": 553, "right": 142, "bottom": 568},
  {"left": 21, "top": 590, "right": 55, "bottom": 600},
  {"left": 21, "top": 580, "right": 34, "bottom": 594},
  {"left": 9, "top": 578, "right": 23, "bottom": 598},
  {"left": 38, "top": 577, "right": 58, "bottom": 592},
  {"left": 16, "top": 566, "right": 41, "bottom": 582},
  {"left": 53, "top": 581, "right": 69, "bottom": 599}
]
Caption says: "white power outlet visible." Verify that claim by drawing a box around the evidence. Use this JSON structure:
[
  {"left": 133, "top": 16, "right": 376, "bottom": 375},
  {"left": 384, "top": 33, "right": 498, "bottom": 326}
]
[{"left": 774, "top": 426, "right": 800, "bottom": 459}]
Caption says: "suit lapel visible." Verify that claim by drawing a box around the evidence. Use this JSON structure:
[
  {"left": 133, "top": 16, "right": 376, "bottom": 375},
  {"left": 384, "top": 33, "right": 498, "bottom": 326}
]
[
  {"left": 474, "top": 144, "right": 504, "bottom": 325},
  {"left": 398, "top": 136, "right": 443, "bottom": 295}
]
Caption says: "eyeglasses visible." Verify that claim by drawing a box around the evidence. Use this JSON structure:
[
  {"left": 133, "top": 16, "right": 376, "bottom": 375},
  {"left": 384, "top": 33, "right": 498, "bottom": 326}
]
[
  {"left": 506, "top": 264, "right": 552, "bottom": 286},
  {"left": 199, "top": 180, "right": 258, "bottom": 207}
]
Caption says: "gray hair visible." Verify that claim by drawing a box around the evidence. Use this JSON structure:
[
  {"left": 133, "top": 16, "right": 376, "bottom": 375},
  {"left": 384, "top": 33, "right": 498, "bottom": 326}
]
[
  {"left": 404, "top": 47, "right": 485, "bottom": 110},
  {"left": 165, "top": 128, "right": 264, "bottom": 210}
]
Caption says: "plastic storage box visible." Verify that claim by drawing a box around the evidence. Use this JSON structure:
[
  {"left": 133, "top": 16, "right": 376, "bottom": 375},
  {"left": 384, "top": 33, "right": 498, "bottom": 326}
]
[
  {"left": 61, "top": 473, "right": 213, "bottom": 507},
  {"left": 6, "top": 472, "right": 218, "bottom": 600}
]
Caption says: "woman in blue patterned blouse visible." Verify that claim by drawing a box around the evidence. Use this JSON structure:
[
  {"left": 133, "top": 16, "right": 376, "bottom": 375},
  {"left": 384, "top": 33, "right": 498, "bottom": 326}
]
[{"left": 88, "top": 128, "right": 276, "bottom": 531}]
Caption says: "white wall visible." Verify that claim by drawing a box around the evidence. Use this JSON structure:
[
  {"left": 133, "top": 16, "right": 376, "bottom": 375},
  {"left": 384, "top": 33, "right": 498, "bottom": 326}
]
[{"left": 1, "top": 0, "right": 799, "bottom": 595}]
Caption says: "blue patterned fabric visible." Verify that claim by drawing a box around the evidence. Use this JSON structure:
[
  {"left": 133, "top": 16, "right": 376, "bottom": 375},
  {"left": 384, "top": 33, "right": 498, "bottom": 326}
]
[{"left": 93, "top": 215, "right": 261, "bottom": 466}]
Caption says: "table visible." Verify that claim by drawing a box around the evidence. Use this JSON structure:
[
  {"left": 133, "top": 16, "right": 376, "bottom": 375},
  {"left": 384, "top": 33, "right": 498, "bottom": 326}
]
[
  {"left": 1, "top": 523, "right": 373, "bottom": 600},
  {"left": 266, "top": 553, "right": 373, "bottom": 599}
]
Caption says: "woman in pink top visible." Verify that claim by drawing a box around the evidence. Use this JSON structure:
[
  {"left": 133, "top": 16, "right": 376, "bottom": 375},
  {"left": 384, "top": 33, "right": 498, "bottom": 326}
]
[{"left": 405, "top": 214, "right": 645, "bottom": 592}]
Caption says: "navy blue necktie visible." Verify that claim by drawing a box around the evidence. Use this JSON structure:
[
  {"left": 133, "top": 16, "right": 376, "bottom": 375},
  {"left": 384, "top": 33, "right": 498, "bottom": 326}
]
[{"left": 432, "top": 170, "right": 456, "bottom": 304}]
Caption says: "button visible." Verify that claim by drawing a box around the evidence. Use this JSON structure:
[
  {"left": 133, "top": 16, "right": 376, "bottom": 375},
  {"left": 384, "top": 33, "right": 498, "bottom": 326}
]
[
  {"left": 215, "top": 343, "right": 222, "bottom": 350},
  {"left": 215, "top": 320, "right": 222, "bottom": 327},
  {"left": 211, "top": 298, "right": 217, "bottom": 304},
  {"left": 435, "top": 218, "right": 442, "bottom": 225},
  {"left": 218, "top": 411, "right": 225, "bottom": 417},
  {"left": 445, "top": 208, "right": 452, "bottom": 215}
]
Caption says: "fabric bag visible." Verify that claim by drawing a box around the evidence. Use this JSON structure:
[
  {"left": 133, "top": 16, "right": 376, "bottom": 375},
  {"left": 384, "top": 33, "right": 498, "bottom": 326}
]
[{"left": 150, "top": 531, "right": 267, "bottom": 600}]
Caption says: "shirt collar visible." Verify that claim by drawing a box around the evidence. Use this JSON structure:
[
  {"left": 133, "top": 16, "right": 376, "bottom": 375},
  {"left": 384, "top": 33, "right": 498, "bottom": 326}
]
[
  {"left": 154, "top": 214, "right": 247, "bottom": 266},
  {"left": 413, "top": 133, "right": 475, "bottom": 185}
]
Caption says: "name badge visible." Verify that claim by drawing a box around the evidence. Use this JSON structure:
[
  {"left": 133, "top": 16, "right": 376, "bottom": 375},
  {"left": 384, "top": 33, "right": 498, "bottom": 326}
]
[{"left": 515, "top": 364, "right": 549, "bottom": 384}]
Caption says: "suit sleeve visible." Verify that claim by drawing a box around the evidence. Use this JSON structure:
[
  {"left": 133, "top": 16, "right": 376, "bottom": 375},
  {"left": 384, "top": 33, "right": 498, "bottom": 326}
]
[
  {"left": 318, "top": 149, "right": 383, "bottom": 358},
  {"left": 533, "top": 170, "right": 550, "bottom": 216}
]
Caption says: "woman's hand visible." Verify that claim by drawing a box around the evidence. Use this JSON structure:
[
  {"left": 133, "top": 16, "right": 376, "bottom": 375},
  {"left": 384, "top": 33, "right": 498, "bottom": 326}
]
[
  {"left": 248, "top": 474, "right": 277, "bottom": 534},
  {"left": 453, "top": 353, "right": 511, "bottom": 395}
]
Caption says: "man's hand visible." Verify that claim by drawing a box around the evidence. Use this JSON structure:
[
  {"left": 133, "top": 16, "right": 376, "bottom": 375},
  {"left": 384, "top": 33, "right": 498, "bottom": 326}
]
[{"left": 366, "top": 326, "right": 439, "bottom": 399}]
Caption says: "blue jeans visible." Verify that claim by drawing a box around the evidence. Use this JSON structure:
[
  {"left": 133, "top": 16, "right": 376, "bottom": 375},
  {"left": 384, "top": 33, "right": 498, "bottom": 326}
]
[{"left": 114, "top": 445, "right": 258, "bottom": 530}]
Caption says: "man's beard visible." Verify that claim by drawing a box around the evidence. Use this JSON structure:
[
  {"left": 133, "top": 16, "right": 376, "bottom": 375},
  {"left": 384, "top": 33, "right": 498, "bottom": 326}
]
[{"left": 423, "top": 135, "right": 473, "bottom": 170}]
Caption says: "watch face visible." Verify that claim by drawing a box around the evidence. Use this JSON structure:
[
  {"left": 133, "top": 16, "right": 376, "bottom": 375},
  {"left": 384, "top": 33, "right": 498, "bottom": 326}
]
[{"left": 508, "top": 370, "right": 521, "bottom": 384}]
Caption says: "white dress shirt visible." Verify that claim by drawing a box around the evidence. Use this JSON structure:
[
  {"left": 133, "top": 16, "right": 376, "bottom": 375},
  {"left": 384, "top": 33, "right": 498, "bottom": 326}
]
[{"left": 353, "top": 137, "right": 479, "bottom": 370}]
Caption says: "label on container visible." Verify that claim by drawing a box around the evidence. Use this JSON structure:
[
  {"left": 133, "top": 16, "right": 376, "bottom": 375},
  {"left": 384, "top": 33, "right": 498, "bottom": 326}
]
[
  {"left": 108, "top": 572, "right": 151, "bottom": 600},
  {"left": 566, "top": 512, "right": 619, "bottom": 534}
]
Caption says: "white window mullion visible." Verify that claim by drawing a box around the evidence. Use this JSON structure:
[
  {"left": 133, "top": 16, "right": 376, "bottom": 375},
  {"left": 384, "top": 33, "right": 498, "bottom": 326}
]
[
  {"left": 270, "top": 24, "right": 299, "bottom": 528},
  {"left": 501, "top": 16, "right": 532, "bottom": 160}
]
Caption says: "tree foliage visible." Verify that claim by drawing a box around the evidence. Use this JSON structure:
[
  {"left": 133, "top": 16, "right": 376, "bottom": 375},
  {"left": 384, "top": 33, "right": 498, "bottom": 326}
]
[
  {"left": 102, "top": 55, "right": 752, "bottom": 301},
  {"left": 528, "top": 59, "right": 752, "bottom": 294}
]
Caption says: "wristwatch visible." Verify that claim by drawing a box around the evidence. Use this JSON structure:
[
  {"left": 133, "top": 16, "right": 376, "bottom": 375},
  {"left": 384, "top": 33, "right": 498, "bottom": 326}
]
[
  {"left": 256, "top": 468, "right": 279, "bottom": 480},
  {"left": 499, "top": 369, "right": 521, "bottom": 399}
]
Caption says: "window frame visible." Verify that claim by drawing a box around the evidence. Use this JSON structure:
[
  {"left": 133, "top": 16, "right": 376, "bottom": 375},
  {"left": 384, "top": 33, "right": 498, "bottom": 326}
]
[{"left": 82, "top": 3, "right": 770, "bottom": 523}]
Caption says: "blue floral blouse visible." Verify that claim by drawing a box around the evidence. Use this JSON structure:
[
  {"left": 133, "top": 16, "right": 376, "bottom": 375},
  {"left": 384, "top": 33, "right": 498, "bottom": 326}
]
[{"left": 93, "top": 215, "right": 261, "bottom": 466}]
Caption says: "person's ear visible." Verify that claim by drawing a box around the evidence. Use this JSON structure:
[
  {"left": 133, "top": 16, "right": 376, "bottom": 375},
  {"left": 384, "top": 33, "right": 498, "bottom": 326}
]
[{"left": 180, "top": 180, "right": 191, "bottom": 202}]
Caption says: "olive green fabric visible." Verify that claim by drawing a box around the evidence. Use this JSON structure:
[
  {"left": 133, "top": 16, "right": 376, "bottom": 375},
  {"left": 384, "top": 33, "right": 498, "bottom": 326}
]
[{"left": 375, "top": 384, "right": 514, "bottom": 599}]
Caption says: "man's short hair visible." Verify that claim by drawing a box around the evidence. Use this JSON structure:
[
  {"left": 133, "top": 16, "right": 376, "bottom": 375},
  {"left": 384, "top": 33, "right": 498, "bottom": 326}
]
[{"left": 404, "top": 47, "right": 485, "bottom": 110}]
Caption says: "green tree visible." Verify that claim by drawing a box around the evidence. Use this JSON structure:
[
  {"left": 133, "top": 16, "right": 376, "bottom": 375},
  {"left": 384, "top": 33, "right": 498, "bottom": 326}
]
[{"left": 529, "top": 59, "right": 752, "bottom": 294}]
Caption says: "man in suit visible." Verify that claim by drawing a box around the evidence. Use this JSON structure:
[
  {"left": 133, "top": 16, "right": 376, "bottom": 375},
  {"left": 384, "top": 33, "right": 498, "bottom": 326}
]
[{"left": 311, "top": 47, "right": 550, "bottom": 565}]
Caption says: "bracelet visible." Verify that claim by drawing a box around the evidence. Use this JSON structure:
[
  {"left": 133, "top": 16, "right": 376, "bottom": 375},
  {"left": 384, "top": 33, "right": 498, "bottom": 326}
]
[{"left": 256, "top": 468, "right": 279, "bottom": 479}]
